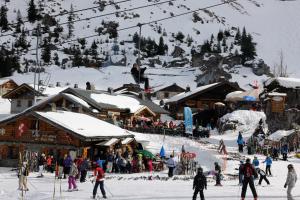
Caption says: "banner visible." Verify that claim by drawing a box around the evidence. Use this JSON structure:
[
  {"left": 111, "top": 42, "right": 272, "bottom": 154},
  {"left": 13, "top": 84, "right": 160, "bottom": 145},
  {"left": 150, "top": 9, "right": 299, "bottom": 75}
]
[{"left": 184, "top": 107, "right": 193, "bottom": 135}]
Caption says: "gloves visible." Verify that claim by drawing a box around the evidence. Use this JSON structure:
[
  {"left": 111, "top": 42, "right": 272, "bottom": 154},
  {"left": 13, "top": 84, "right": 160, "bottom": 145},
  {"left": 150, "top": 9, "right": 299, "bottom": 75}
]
[{"left": 284, "top": 184, "right": 287, "bottom": 188}]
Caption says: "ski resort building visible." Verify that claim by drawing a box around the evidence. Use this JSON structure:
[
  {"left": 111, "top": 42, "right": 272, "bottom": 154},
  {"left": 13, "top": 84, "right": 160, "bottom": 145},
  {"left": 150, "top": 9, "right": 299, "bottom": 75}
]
[
  {"left": 165, "top": 82, "right": 241, "bottom": 119},
  {"left": 152, "top": 83, "right": 185, "bottom": 100},
  {"left": 0, "top": 110, "right": 134, "bottom": 167}
]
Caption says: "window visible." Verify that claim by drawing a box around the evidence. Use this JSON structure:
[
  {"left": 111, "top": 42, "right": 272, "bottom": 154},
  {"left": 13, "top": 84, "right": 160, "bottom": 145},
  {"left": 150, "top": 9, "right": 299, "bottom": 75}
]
[
  {"left": 28, "top": 100, "right": 33, "bottom": 107},
  {"left": 164, "top": 92, "right": 170, "bottom": 98},
  {"left": 17, "top": 100, "right": 21, "bottom": 107}
]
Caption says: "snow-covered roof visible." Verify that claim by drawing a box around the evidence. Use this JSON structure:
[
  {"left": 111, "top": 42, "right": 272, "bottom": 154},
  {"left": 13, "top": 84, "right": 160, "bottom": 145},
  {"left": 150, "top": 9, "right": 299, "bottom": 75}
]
[
  {"left": 35, "top": 111, "right": 133, "bottom": 138},
  {"left": 63, "top": 93, "right": 91, "bottom": 108},
  {"left": 265, "top": 77, "right": 300, "bottom": 89},
  {"left": 90, "top": 93, "right": 144, "bottom": 113},
  {"left": 267, "top": 130, "right": 295, "bottom": 142},
  {"left": 268, "top": 92, "right": 287, "bottom": 97},
  {"left": 165, "top": 82, "right": 220, "bottom": 103},
  {"left": 97, "top": 138, "right": 120, "bottom": 146},
  {"left": 0, "top": 79, "right": 12, "bottom": 85}
]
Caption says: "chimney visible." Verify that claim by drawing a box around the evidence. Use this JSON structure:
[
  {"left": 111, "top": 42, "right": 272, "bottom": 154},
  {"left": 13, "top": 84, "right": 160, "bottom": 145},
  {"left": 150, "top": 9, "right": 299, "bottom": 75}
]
[
  {"left": 56, "top": 82, "right": 61, "bottom": 87},
  {"left": 51, "top": 103, "right": 57, "bottom": 111},
  {"left": 185, "top": 85, "right": 191, "bottom": 93},
  {"left": 74, "top": 84, "right": 78, "bottom": 88},
  {"left": 107, "top": 87, "right": 114, "bottom": 94}
]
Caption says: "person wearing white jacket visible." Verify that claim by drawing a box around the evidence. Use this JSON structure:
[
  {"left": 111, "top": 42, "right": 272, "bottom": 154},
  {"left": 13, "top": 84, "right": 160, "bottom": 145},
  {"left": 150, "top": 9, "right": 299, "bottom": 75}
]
[{"left": 284, "top": 164, "right": 297, "bottom": 200}]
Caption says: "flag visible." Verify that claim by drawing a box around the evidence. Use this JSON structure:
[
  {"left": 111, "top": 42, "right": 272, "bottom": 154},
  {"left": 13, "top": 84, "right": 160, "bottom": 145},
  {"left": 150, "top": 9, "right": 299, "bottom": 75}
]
[
  {"left": 160, "top": 146, "right": 165, "bottom": 158},
  {"left": 17, "top": 122, "right": 27, "bottom": 137},
  {"left": 184, "top": 107, "right": 193, "bottom": 135}
]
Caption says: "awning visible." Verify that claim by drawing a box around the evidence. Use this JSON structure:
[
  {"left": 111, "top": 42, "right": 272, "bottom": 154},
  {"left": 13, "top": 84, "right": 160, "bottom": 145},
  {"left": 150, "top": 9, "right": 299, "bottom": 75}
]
[
  {"left": 96, "top": 138, "right": 120, "bottom": 146},
  {"left": 121, "top": 137, "right": 135, "bottom": 145}
]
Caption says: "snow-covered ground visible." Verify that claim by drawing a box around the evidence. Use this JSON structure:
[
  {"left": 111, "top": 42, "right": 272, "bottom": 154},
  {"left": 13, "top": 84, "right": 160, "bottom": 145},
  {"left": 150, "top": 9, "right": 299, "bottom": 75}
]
[{"left": 1, "top": 133, "right": 299, "bottom": 200}]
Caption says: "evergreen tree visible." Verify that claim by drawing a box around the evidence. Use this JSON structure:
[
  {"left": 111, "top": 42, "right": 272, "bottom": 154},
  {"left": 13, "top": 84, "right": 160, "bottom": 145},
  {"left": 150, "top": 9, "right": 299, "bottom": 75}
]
[
  {"left": 210, "top": 34, "right": 214, "bottom": 45},
  {"left": 90, "top": 40, "right": 98, "bottom": 59},
  {"left": 73, "top": 48, "right": 83, "bottom": 67},
  {"left": 0, "top": 5, "right": 9, "bottom": 31},
  {"left": 53, "top": 52, "right": 60, "bottom": 66},
  {"left": 175, "top": 31, "right": 185, "bottom": 42},
  {"left": 200, "top": 40, "right": 211, "bottom": 55},
  {"left": 67, "top": 4, "right": 74, "bottom": 38},
  {"left": 15, "top": 10, "right": 23, "bottom": 33},
  {"left": 215, "top": 41, "right": 222, "bottom": 53},
  {"left": 241, "top": 33, "right": 256, "bottom": 62},
  {"left": 235, "top": 28, "right": 241, "bottom": 44},
  {"left": 41, "top": 38, "right": 51, "bottom": 64},
  {"left": 217, "top": 30, "right": 224, "bottom": 42},
  {"left": 241, "top": 27, "right": 247, "bottom": 44},
  {"left": 15, "top": 28, "right": 29, "bottom": 49},
  {"left": 28, "top": 0, "right": 38, "bottom": 23},
  {"left": 157, "top": 36, "right": 165, "bottom": 55},
  {"left": 132, "top": 32, "right": 139, "bottom": 47},
  {"left": 222, "top": 38, "right": 227, "bottom": 47}
]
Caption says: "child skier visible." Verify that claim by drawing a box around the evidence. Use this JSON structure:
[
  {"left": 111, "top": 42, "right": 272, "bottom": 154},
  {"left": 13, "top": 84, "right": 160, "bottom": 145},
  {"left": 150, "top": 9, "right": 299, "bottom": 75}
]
[
  {"left": 68, "top": 162, "right": 78, "bottom": 191},
  {"left": 92, "top": 164, "right": 107, "bottom": 199},
  {"left": 257, "top": 168, "right": 270, "bottom": 186},
  {"left": 193, "top": 167, "right": 207, "bottom": 200}
]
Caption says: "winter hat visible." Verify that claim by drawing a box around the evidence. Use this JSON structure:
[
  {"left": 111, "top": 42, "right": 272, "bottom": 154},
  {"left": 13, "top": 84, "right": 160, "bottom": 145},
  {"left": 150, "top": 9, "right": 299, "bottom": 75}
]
[
  {"left": 197, "top": 167, "right": 203, "bottom": 173},
  {"left": 287, "top": 164, "right": 294, "bottom": 169},
  {"left": 246, "top": 158, "right": 251, "bottom": 163}
]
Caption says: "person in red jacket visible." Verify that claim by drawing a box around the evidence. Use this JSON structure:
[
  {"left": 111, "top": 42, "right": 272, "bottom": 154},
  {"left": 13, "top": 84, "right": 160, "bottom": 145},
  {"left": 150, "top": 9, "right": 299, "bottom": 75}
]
[
  {"left": 241, "top": 158, "right": 258, "bottom": 200},
  {"left": 92, "top": 164, "right": 107, "bottom": 199}
]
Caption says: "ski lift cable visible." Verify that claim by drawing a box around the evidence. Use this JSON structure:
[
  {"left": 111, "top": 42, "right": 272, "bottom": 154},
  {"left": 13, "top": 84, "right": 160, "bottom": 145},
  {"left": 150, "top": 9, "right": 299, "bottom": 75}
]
[
  {"left": 0, "top": 0, "right": 180, "bottom": 38},
  {"left": 25, "top": 0, "right": 237, "bottom": 52},
  {"left": 7, "top": 0, "right": 135, "bottom": 26}
]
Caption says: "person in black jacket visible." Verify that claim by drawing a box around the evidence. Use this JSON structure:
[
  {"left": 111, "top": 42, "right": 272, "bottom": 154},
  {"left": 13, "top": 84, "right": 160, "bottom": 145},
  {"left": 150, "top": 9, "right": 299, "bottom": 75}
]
[
  {"left": 257, "top": 168, "right": 270, "bottom": 185},
  {"left": 131, "top": 63, "right": 149, "bottom": 90},
  {"left": 193, "top": 167, "right": 207, "bottom": 200},
  {"left": 214, "top": 162, "right": 222, "bottom": 186},
  {"left": 241, "top": 158, "right": 258, "bottom": 200}
]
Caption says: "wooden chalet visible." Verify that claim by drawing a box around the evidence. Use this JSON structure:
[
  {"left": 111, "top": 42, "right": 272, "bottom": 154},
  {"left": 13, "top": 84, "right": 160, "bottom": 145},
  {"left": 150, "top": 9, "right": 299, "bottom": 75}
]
[
  {"left": 2, "top": 83, "right": 45, "bottom": 114},
  {"left": 0, "top": 79, "right": 18, "bottom": 96},
  {"left": 152, "top": 83, "right": 185, "bottom": 100},
  {"left": 113, "top": 83, "right": 143, "bottom": 96},
  {"left": 0, "top": 110, "right": 133, "bottom": 167},
  {"left": 62, "top": 88, "right": 168, "bottom": 125},
  {"left": 165, "top": 82, "right": 241, "bottom": 119}
]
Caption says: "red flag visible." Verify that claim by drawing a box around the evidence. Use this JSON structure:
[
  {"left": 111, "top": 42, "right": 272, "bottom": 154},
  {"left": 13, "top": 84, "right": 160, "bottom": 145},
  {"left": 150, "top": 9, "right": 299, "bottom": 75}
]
[{"left": 17, "top": 122, "right": 27, "bottom": 137}]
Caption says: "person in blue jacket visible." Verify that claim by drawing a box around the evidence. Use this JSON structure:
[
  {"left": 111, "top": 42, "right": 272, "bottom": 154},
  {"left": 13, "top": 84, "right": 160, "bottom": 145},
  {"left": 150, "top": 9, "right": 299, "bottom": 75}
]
[
  {"left": 252, "top": 156, "right": 259, "bottom": 168},
  {"left": 281, "top": 144, "right": 289, "bottom": 161},
  {"left": 263, "top": 156, "right": 272, "bottom": 176},
  {"left": 237, "top": 132, "right": 244, "bottom": 153}
]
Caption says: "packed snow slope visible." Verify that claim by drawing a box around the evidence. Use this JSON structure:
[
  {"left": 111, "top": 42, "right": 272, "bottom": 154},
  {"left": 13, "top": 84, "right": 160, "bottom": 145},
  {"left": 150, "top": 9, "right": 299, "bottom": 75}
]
[
  {"left": 1, "top": 0, "right": 300, "bottom": 77},
  {"left": 0, "top": 133, "right": 299, "bottom": 200}
]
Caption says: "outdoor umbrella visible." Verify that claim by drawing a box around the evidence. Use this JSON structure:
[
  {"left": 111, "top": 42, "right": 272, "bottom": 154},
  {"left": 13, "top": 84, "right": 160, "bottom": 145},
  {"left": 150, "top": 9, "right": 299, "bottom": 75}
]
[
  {"left": 160, "top": 146, "right": 166, "bottom": 158},
  {"left": 136, "top": 150, "right": 155, "bottom": 159}
]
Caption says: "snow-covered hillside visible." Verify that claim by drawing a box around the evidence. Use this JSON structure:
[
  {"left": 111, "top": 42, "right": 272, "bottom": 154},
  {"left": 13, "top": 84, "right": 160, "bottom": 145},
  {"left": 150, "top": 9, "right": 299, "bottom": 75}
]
[{"left": 1, "top": 0, "right": 299, "bottom": 78}]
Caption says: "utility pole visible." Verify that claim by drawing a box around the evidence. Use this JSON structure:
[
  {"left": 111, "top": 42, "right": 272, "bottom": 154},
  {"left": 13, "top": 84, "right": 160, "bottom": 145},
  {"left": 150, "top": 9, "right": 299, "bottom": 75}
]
[
  {"left": 137, "top": 23, "right": 143, "bottom": 84},
  {"left": 34, "top": 24, "right": 41, "bottom": 104}
]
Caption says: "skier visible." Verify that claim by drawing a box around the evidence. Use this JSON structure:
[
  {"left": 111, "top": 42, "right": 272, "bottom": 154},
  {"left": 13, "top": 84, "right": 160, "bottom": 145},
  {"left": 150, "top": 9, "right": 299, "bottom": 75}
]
[
  {"left": 214, "top": 162, "right": 222, "bottom": 186},
  {"left": 272, "top": 146, "right": 279, "bottom": 161},
  {"left": 63, "top": 154, "right": 72, "bottom": 179},
  {"left": 79, "top": 158, "right": 89, "bottom": 183},
  {"left": 252, "top": 156, "right": 259, "bottom": 169},
  {"left": 92, "top": 164, "right": 107, "bottom": 199},
  {"left": 240, "top": 158, "right": 258, "bottom": 200},
  {"left": 263, "top": 156, "right": 272, "bottom": 176},
  {"left": 166, "top": 155, "right": 176, "bottom": 178},
  {"left": 281, "top": 144, "right": 289, "bottom": 161},
  {"left": 257, "top": 168, "right": 270, "bottom": 186},
  {"left": 37, "top": 153, "right": 46, "bottom": 177},
  {"left": 19, "top": 161, "right": 29, "bottom": 191},
  {"left": 284, "top": 164, "right": 297, "bottom": 200},
  {"left": 193, "top": 167, "right": 207, "bottom": 200},
  {"left": 68, "top": 161, "right": 78, "bottom": 192},
  {"left": 237, "top": 132, "right": 244, "bottom": 153}
]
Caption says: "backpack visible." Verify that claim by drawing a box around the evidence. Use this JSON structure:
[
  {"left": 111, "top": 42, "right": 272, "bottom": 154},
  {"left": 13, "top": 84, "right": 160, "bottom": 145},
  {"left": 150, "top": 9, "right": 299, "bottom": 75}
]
[{"left": 244, "top": 164, "right": 253, "bottom": 178}]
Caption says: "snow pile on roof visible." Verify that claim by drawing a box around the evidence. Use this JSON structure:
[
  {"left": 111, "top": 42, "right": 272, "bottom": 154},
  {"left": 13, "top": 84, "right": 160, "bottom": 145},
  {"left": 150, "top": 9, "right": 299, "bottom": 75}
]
[
  {"left": 90, "top": 93, "right": 144, "bottom": 113},
  {"left": 265, "top": 77, "right": 300, "bottom": 89},
  {"left": 268, "top": 92, "right": 287, "bottom": 96},
  {"left": 0, "top": 97, "right": 11, "bottom": 114},
  {"left": 267, "top": 130, "right": 295, "bottom": 141},
  {"left": 63, "top": 93, "right": 91, "bottom": 108},
  {"left": 166, "top": 82, "right": 219, "bottom": 103},
  {"left": 35, "top": 111, "right": 132, "bottom": 138},
  {"left": 220, "top": 110, "right": 266, "bottom": 136},
  {"left": 0, "top": 79, "right": 11, "bottom": 85}
]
